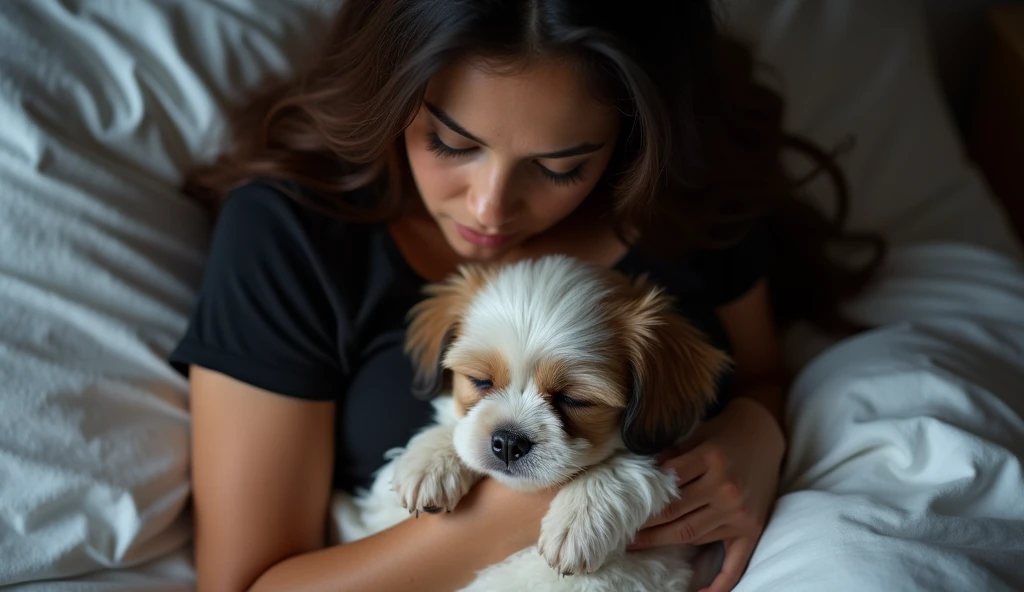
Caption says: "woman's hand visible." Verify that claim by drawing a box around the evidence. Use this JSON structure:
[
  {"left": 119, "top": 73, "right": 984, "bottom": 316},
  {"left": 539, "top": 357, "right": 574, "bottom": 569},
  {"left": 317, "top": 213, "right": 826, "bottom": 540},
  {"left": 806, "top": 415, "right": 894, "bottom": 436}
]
[
  {"left": 457, "top": 476, "right": 558, "bottom": 556},
  {"left": 626, "top": 397, "right": 786, "bottom": 592}
]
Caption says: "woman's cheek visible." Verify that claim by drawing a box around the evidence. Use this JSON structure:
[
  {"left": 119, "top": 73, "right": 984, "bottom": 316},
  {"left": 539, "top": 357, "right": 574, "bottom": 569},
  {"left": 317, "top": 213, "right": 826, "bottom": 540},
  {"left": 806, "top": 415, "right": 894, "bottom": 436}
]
[
  {"left": 407, "top": 149, "right": 466, "bottom": 210},
  {"left": 533, "top": 188, "right": 589, "bottom": 226}
]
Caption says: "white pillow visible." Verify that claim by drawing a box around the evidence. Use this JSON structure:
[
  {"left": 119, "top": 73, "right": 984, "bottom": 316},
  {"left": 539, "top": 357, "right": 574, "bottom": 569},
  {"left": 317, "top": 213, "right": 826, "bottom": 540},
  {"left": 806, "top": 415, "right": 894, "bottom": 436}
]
[
  {"left": 0, "top": 0, "right": 332, "bottom": 584},
  {"left": 722, "top": 0, "right": 1022, "bottom": 260}
]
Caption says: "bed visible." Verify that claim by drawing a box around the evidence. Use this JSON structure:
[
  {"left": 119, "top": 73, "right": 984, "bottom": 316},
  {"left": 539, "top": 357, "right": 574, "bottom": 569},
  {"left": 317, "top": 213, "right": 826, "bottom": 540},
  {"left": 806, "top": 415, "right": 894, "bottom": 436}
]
[{"left": 1, "top": 1, "right": 1022, "bottom": 590}]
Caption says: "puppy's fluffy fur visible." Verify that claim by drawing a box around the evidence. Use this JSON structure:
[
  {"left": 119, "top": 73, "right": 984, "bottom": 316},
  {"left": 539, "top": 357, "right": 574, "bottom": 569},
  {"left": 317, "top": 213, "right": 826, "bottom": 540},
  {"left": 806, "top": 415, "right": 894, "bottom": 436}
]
[{"left": 331, "top": 255, "right": 730, "bottom": 591}]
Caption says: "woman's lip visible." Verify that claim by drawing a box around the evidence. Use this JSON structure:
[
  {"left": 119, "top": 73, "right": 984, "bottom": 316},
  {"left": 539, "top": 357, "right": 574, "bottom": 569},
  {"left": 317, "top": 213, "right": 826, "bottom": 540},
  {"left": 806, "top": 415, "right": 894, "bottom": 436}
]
[{"left": 455, "top": 223, "right": 513, "bottom": 248}]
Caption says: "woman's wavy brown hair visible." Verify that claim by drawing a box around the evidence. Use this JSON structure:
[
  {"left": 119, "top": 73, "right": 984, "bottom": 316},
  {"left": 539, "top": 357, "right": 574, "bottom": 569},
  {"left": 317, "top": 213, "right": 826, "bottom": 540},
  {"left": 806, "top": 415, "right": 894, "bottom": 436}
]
[{"left": 186, "top": 0, "right": 885, "bottom": 334}]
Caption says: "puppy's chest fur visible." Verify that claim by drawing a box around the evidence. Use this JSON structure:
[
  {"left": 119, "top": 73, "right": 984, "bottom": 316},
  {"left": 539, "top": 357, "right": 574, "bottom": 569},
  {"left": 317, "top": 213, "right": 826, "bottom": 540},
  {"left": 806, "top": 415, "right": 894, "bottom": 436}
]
[{"left": 329, "top": 396, "right": 697, "bottom": 592}]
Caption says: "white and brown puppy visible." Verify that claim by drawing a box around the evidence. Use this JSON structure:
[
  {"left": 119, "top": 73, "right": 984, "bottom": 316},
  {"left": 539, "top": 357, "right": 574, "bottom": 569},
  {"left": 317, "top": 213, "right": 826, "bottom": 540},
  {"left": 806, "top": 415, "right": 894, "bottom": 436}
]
[{"left": 331, "top": 255, "right": 729, "bottom": 591}]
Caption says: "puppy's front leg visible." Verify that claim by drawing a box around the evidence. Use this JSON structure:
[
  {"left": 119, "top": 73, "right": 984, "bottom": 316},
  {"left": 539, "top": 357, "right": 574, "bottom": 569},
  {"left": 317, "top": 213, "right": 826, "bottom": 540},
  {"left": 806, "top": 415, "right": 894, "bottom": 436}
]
[
  {"left": 538, "top": 454, "right": 678, "bottom": 576},
  {"left": 391, "top": 423, "right": 481, "bottom": 516}
]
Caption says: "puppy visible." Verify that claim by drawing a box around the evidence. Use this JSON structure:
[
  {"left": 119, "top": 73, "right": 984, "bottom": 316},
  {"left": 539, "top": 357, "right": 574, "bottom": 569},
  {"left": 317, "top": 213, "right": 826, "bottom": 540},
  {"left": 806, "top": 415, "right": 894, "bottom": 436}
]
[{"left": 331, "top": 255, "right": 730, "bottom": 591}]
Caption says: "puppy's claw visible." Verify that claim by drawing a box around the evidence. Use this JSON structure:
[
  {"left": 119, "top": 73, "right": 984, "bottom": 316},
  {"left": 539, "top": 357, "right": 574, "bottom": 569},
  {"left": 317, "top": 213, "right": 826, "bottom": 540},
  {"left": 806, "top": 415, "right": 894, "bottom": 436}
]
[{"left": 390, "top": 435, "right": 477, "bottom": 519}]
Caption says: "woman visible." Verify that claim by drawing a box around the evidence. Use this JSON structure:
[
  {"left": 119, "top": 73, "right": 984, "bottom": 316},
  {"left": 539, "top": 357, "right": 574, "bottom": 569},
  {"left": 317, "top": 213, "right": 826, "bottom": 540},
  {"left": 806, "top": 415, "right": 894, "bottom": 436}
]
[{"left": 172, "top": 1, "right": 882, "bottom": 591}]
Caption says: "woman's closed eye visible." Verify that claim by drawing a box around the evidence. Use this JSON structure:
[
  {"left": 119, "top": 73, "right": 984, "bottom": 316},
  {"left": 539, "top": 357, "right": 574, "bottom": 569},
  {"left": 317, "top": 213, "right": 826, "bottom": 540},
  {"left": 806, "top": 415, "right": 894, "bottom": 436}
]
[
  {"left": 426, "top": 132, "right": 476, "bottom": 158},
  {"left": 537, "top": 164, "right": 584, "bottom": 187},
  {"left": 426, "top": 132, "right": 585, "bottom": 187}
]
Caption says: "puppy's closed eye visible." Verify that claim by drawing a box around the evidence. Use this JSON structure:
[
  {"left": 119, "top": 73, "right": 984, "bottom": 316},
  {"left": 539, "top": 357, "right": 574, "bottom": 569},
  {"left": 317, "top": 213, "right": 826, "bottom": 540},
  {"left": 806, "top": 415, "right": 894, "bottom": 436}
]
[
  {"left": 553, "top": 392, "right": 591, "bottom": 409},
  {"left": 468, "top": 377, "right": 493, "bottom": 391}
]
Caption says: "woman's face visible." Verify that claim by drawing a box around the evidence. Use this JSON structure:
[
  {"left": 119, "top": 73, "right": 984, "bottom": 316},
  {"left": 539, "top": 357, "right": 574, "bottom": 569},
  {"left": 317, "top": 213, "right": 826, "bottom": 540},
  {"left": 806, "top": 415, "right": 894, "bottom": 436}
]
[{"left": 404, "top": 57, "right": 621, "bottom": 262}]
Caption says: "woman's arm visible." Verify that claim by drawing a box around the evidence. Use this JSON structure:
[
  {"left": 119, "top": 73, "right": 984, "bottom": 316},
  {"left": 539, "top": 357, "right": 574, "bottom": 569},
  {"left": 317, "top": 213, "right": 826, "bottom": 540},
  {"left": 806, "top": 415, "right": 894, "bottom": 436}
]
[
  {"left": 715, "top": 279, "right": 790, "bottom": 428},
  {"left": 190, "top": 366, "right": 552, "bottom": 592}
]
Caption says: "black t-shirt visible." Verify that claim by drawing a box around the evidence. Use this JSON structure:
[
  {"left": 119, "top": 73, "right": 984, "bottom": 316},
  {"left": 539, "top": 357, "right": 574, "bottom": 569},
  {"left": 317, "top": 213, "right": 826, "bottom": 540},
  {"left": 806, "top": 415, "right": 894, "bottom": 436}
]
[{"left": 170, "top": 182, "right": 768, "bottom": 493}]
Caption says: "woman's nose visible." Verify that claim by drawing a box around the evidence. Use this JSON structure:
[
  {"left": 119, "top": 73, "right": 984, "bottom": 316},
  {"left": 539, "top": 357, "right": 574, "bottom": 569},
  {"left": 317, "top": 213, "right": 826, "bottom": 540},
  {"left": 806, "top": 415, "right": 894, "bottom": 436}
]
[{"left": 467, "top": 161, "right": 516, "bottom": 231}]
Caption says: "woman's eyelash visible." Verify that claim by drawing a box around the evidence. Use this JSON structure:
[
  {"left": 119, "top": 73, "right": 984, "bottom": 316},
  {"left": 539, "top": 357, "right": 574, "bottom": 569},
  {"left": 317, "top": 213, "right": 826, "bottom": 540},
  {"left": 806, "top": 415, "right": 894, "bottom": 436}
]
[
  {"left": 538, "top": 165, "right": 584, "bottom": 187},
  {"left": 426, "top": 132, "right": 473, "bottom": 158},
  {"left": 427, "top": 131, "right": 585, "bottom": 187}
]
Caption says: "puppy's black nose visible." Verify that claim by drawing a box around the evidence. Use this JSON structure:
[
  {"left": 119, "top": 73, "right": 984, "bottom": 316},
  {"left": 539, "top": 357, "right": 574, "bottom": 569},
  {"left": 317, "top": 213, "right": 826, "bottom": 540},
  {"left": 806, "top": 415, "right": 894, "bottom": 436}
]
[{"left": 491, "top": 429, "right": 532, "bottom": 464}]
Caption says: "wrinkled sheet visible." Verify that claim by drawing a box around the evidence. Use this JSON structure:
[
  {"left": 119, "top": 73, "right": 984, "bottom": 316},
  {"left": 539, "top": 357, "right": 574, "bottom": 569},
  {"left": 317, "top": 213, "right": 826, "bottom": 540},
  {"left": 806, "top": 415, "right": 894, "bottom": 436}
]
[{"left": 737, "top": 244, "right": 1024, "bottom": 591}]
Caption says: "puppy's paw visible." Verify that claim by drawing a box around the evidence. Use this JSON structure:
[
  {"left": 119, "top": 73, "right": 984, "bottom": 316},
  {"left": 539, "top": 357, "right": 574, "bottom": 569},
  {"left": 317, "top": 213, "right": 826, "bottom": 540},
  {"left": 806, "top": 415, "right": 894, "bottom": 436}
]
[
  {"left": 537, "top": 454, "right": 678, "bottom": 576},
  {"left": 538, "top": 487, "right": 622, "bottom": 576},
  {"left": 390, "top": 429, "right": 478, "bottom": 515},
  {"left": 537, "top": 515, "right": 590, "bottom": 576}
]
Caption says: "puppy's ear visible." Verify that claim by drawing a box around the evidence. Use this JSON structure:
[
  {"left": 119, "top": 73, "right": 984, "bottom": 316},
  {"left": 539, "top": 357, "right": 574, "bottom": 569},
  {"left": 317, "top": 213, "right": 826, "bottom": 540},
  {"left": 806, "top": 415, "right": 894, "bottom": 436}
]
[
  {"left": 616, "top": 282, "right": 731, "bottom": 455},
  {"left": 405, "top": 264, "right": 494, "bottom": 400}
]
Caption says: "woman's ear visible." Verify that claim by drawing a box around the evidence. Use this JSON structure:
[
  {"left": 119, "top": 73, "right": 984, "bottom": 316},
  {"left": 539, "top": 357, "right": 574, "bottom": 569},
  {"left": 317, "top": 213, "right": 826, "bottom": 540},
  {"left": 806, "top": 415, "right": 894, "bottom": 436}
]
[
  {"left": 616, "top": 282, "right": 732, "bottom": 455},
  {"left": 404, "top": 264, "right": 494, "bottom": 400}
]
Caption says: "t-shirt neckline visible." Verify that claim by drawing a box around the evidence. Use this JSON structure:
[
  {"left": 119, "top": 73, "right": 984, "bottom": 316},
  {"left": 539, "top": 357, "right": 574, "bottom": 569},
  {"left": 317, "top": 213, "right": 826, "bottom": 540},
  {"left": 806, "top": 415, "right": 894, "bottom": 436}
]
[{"left": 379, "top": 223, "right": 640, "bottom": 286}]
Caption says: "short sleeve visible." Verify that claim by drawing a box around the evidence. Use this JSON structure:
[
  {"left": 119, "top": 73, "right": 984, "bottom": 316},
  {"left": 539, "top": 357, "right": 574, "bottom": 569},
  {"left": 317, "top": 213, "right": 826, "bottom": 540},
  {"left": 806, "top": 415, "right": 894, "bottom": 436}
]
[
  {"left": 170, "top": 183, "right": 345, "bottom": 400},
  {"left": 689, "top": 223, "right": 773, "bottom": 306}
]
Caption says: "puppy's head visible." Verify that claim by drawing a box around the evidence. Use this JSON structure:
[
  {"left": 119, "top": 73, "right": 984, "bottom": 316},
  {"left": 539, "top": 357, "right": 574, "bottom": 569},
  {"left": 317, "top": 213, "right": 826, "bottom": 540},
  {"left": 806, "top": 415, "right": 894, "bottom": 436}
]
[{"left": 406, "top": 255, "right": 729, "bottom": 491}]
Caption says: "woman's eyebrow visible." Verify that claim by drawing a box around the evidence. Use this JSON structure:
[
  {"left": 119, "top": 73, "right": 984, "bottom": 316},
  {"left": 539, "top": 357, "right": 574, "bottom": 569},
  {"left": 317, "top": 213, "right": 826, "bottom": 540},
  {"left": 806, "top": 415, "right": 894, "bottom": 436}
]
[
  {"left": 425, "top": 101, "right": 486, "bottom": 145},
  {"left": 423, "top": 101, "right": 605, "bottom": 159},
  {"left": 532, "top": 143, "right": 605, "bottom": 159}
]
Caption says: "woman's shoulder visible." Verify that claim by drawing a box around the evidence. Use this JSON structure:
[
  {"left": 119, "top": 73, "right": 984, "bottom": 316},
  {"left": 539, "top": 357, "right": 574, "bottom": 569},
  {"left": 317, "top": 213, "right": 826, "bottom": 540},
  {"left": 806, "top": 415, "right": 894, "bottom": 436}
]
[
  {"left": 171, "top": 181, "right": 406, "bottom": 398},
  {"left": 687, "top": 223, "right": 774, "bottom": 306},
  {"left": 211, "top": 180, "right": 391, "bottom": 266},
  {"left": 216, "top": 180, "right": 355, "bottom": 238},
  {"left": 203, "top": 179, "right": 425, "bottom": 312},
  {"left": 622, "top": 223, "right": 773, "bottom": 308},
  {"left": 172, "top": 180, "right": 356, "bottom": 399}
]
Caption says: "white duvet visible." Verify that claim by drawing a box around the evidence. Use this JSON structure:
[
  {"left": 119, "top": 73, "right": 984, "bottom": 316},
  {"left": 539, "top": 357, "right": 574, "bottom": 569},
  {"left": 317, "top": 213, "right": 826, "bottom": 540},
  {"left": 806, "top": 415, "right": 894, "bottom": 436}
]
[
  {"left": 738, "top": 244, "right": 1024, "bottom": 591},
  {"left": 2, "top": 0, "right": 1023, "bottom": 590}
]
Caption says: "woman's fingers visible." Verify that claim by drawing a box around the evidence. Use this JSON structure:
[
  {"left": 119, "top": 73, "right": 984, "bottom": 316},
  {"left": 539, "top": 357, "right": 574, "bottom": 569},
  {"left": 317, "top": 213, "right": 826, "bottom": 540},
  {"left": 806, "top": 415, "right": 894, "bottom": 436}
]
[
  {"left": 641, "top": 488, "right": 706, "bottom": 529},
  {"left": 641, "top": 470, "right": 725, "bottom": 529},
  {"left": 688, "top": 525, "right": 745, "bottom": 546},
  {"left": 700, "top": 536, "right": 756, "bottom": 592},
  {"left": 640, "top": 448, "right": 714, "bottom": 530},
  {"left": 660, "top": 447, "right": 710, "bottom": 487},
  {"left": 628, "top": 507, "right": 724, "bottom": 549}
]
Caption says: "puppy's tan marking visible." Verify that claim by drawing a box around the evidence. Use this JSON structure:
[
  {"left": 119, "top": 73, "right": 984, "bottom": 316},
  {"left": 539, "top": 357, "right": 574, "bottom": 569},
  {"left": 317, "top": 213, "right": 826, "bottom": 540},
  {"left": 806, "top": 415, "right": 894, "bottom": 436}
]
[
  {"left": 404, "top": 264, "right": 497, "bottom": 397},
  {"left": 605, "top": 273, "right": 731, "bottom": 455},
  {"left": 448, "top": 350, "right": 510, "bottom": 416}
]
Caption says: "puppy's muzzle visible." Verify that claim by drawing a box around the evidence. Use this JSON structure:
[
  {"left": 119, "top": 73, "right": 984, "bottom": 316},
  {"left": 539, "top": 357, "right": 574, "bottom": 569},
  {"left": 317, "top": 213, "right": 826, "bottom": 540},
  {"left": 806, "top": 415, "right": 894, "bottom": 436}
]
[{"left": 490, "top": 429, "right": 532, "bottom": 465}]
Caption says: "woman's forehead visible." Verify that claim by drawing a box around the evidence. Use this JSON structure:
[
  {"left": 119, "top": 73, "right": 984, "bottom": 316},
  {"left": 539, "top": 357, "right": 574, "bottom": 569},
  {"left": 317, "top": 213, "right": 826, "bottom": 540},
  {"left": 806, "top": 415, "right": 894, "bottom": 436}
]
[{"left": 422, "top": 58, "right": 619, "bottom": 152}]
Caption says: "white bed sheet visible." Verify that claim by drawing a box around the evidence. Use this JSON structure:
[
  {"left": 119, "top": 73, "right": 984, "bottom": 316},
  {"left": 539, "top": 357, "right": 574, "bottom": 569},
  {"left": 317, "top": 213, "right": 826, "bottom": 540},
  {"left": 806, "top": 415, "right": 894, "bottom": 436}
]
[
  {"left": 0, "top": 0, "right": 331, "bottom": 587},
  {"left": 5, "top": 548, "right": 194, "bottom": 592}
]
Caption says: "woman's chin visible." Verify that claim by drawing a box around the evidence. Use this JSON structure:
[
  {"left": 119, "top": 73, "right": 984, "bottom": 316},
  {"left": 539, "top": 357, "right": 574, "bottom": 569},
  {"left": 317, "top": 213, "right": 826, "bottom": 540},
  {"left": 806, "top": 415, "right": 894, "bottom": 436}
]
[
  {"left": 452, "top": 243, "right": 509, "bottom": 263},
  {"left": 446, "top": 233, "right": 522, "bottom": 262}
]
